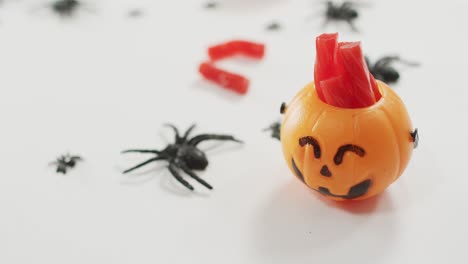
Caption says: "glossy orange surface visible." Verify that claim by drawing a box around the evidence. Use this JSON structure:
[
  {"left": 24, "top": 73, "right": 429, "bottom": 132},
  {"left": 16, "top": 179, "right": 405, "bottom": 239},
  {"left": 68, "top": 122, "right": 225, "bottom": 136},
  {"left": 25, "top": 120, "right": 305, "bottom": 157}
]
[{"left": 281, "top": 81, "right": 414, "bottom": 201}]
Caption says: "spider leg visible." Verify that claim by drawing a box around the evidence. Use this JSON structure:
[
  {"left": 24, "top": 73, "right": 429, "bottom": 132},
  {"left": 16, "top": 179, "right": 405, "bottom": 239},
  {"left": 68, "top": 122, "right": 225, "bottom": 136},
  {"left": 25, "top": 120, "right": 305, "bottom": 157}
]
[
  {"left": 70, "top": 156, "right": 82, "bottom": 163},
  {"left": 181, "top": 124, "right": 197, "bottom": 141},
  {"left": 188, "top": 134, "right": 243, "bottom": 146},
  {"left": 263, "top": 122, "right": 281, "bottom": 140},
  {"left": 164, "top": 123, "right": 181, "bottom": 143},
  {"left": 338, "top": 1, "right": 371, "bottom": 8},
  {"left": 262, "top": 121, "right": 279, "bottom": 131},
  {"left": 121, "top": 149, "right": 161, "bottom": 155},
  {"left": 321, "top": 18, "right": 330, "bottom": 29},
  {"left": 398, "top": 58, "right": 420, "bottom": 67},
  {"left": 348, "top": 20, "right": 359, "bottom": 32},
  {"left": 376, "top": 56, "right": 420, "bottom": 67},
  {"left": 168, "top": 164, "right": 194, "bottom": 191},
  {"left": 375, "top": 56, "right": 419, "bottom": 68},
  {"left": 271, "top": 128, "right": 281, "bottom": 140},
  {"left": 123, "top": 157, "right": 166, "bottom": 174},
  {"left": 374, "top": 56, "right": 401, "bottom": 69},
  {"left": 56, "top": 165, "right": 67, "bottom": 174},
  {"left": 180, "top": 164, "right": 213, "bottom": 190}
]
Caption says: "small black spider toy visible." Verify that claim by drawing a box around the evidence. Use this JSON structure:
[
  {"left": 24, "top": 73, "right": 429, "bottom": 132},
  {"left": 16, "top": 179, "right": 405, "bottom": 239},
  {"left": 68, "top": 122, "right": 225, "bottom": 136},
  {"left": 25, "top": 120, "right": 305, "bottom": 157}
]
[
  {"left": 204, "top": 1, "right": 218, "bottom": 9},
  {"left": 266, "top": 21, "right": 281, "bottom": 31},
  {"left": 122, "top": 124, "right": 242, "bottom": 191},
  {"left": 366, "top": 56, "right": 420, "bottom": 84},
  {"left": 128, "top": 9, "right": 143, "bottom": 18},
  {"left": 50, "top": 153, "right": 82, "bottom": 174},
  {"left": 319, "top": 1, "right": 363, "bottom": 31},
  {"left": 263, "top": 121, "right": 281, "bottom": 140},
  {"left": 51, "top": 0, "right": 80, "bottom": 16}
]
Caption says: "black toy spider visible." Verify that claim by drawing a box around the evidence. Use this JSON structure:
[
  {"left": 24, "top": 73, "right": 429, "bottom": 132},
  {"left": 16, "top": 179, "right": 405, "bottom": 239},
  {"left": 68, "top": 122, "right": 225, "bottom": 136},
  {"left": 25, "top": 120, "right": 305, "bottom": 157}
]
[
  {"left": 50, "top": 153, "right": 82, "bottom": 174},
  {"left": 366, "top": 56, "right": 420, "bottom": 84},
  {"left": 266, "top": 21, "right": 281, "bottom": 31},
  {"left": 204, "top": 1, "right": 218, "bottom": 9},
  {"left": 51, "top": 0, "right": 81, "bottom": 16},
  {"left": 313, "top": 1, "right": 364, "bottom": 31},
  {"left": 122, "top": 124, "right": 242, "bottom": 191},
  {"left": 264, "top": 121, "right": 281, "bottom": 140},
  {"left": 128, "top": 9, "right": 143, "bottom": 18}
]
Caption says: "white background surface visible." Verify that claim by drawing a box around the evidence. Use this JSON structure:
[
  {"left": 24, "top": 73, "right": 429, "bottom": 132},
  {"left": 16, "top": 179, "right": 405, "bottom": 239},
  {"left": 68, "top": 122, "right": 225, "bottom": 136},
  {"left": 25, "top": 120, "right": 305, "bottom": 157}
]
[{"left": 0, "top": 0, "right": 467, "bottom": 263}]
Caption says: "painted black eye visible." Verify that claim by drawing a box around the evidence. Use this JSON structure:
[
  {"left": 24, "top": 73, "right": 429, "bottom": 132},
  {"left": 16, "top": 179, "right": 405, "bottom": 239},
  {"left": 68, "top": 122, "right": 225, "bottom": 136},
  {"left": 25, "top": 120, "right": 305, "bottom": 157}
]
[
  {"left": 334, "top": 144, "right": 365, "bottom": 165},
  {"left": 298, "top": 136, "right": 321, "bottom": 158}
]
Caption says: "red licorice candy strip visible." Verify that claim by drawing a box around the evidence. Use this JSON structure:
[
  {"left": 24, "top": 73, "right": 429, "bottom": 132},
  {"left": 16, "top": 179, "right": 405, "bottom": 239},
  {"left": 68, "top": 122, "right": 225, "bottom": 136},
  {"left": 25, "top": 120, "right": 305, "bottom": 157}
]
[
  {"left": 321, "top": 76, "right": 354, "bottom": 108},
  {"left": 314, "top": 33, "right": 381, "bottom": 108},
  {"left": 370, "top": 75, "right": 382, "bottom": 101},
  {"left": 314, "top": 33, "right": 338, "bottom": 102},
  {"left": 198, "top": 62, "right": 249, "bottom": 94},
  {"left": 231, "top": 40, "right": 265, "bottom": 59},
  {"left": 339, "top": 42, "right": 376, "bottom": 108},
  {"left": 208, "top": 42, "right": 237, "bottom": 61},
  {"left": 208, "top": 40, "right": 265, "bottom": 61}
]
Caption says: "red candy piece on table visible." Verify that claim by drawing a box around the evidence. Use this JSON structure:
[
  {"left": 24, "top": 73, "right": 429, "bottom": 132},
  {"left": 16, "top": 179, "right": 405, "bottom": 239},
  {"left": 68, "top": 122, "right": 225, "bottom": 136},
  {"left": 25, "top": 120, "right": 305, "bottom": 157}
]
[
  {"left": 198, "top": 62, "right": 249, "bottom": 94},
  {"left": 314, "top": 33, "right": 381, "bottom": 108},
  {"left": 208, "top": 40, "right": 265, "bottom": 61}
]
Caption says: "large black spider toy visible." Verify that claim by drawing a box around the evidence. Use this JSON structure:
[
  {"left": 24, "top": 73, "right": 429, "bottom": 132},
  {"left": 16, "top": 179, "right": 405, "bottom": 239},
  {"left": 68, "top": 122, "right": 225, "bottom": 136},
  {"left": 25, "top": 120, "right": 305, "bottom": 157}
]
[
  {"left": 50, "top": 153, "right": 82, "bottom": 174},
  {"left": 51, "top": 0, "right": 81, "bottom": 16},
  {"left": 366, "top": 56, "right": 420, "bottom": 84},
  {"left": 322, "top": 1, "right": 363, "bottom": 31},
  {"left": 122, "top": 124, "right": 242, "bottom": 191}
]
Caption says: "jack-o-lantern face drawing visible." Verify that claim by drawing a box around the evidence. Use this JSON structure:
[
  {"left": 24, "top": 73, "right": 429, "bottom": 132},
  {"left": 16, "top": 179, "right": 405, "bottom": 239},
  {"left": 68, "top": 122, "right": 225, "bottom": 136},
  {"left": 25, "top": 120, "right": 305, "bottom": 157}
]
[
  {"left": 281, "top": 81, "right": 416, "bottom": 201},
  {"left": 280, "top": 33, "right": 417, "bottom": 201}
]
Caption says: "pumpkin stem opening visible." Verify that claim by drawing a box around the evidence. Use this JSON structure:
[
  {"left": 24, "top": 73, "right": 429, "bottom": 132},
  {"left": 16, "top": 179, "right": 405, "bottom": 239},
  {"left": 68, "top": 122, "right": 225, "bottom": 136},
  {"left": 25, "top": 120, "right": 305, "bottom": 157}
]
[{"left": 314, "top": 33, "right": 381, "bottom": 108}]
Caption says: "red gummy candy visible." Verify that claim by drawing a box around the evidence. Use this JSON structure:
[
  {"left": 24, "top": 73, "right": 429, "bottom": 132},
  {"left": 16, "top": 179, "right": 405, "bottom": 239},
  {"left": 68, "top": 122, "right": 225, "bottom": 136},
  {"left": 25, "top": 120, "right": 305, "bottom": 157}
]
[
  {"left": 314, "top": 33, "right": 381, "bottom": 108},
  {"left": 208, "top": 40, "right": 265, "bottom": 61},
  {"left": 198, "top": 62, "right": 249, "bottom": 94}
]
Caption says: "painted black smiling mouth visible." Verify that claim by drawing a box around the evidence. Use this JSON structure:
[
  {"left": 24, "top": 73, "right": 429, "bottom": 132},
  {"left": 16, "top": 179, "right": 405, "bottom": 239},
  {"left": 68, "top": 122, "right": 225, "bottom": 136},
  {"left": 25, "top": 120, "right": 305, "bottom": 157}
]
[
  {"left": 317, "top": 180, "right": 371, "bottom": 199},
  {"left": 291, "top": 157, "right": 372, "bottom": 199}
]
